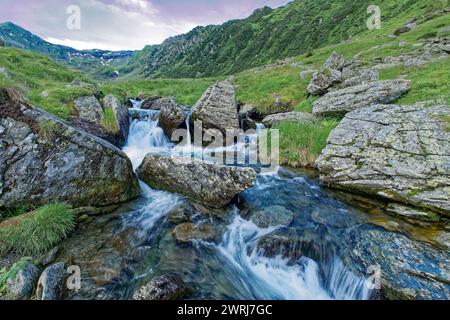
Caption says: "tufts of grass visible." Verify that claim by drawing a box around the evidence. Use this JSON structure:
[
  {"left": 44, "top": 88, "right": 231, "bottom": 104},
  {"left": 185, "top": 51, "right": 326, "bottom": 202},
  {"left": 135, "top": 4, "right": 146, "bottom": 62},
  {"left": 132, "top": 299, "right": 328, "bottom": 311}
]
[
  {"left": 0, "top": 257, "right": 34, "bottom": 295},
  {"left": 0, "top": 203, "right": 75, "bottom": 257},
  {"left": 101, "top": 108, "right": 120, "bottom": 135},
  {"left": 275, "top": 119, "right": 340, "bottom": 168},
  {"left": 38, "top": 120, "right": 59, "bottom": 141}
]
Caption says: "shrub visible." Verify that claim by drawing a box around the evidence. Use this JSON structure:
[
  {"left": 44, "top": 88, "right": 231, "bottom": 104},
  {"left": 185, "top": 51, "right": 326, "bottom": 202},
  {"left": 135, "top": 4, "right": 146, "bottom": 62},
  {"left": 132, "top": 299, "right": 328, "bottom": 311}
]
[{"left": 0, "top": 203, "right": 75, "bottom": 257}]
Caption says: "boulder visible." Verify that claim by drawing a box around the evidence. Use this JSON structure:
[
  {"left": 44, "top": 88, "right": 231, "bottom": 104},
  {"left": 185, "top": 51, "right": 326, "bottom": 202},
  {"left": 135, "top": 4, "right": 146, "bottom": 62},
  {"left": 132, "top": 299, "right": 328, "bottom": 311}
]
[
  {"left": 341, "top": 68, "right": 379, "bottom": 88},
  {"left": 190, "top": 80, "right": 240, "bottom": 134},
  {"left": 141, "top": 96, "right": 169, "bottom": 110},
  {"left": 262, "top": 112, "right": 315, "bottom": 128},
  {"left": 172, "top": 222, "right": 219, "bottom": 243},
  {"left": 6, "top": 262, "right": 40, "bottom": 300},
  {"left": 343, "top": 225, "right": 450, "bottom": 300},
  {"left": 103, "top": 94, "right": 129, "bottom": 145},
  {"left": 307, "top": 69, "right": 343, "bottom": 96},
  {"left": 0, "top": 88, "right": 139, "bottom": 209},
  {"left": 136, "top": 154, "right": 256, "bottom": 208},
  {"left": 316, "top": 103, "right": 450, "bottom": 218},
  {"left": 36, "top": 262, "right": 66, "bottom": 300},
  {"left": 132, "top": 274, "right": 192, "bottom": 300},
  {"left": 158, "top": 98, "right": 186, "bottom": 137},
  {"left": 73, "top": 95, "right": 103, "bottom": 123},
  {"left": 312, "top": 79, "right": 411, "bottom": 116},
  {"left": 250, "top": 206, "right": 294, "bottom": 228},
  {"left": 323, "top": 51, "right": 350, "bottom": 71}
]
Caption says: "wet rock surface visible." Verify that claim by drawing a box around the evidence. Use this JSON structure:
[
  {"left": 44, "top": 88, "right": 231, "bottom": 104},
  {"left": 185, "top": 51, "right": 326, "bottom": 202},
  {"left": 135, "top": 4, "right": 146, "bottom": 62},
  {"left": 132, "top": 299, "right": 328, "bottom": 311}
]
[
  {"left": 173, "top": 222, "right": 220, "bottom": 244},
  {"left": 343, "top": 225, "right": 450, "bottom": 300},
  {"left": 158, "top": 98, "right": 186, "bottom": 137},
  {"left": 250, "top": 206, "right": 294, "bottom": 228},
  {"left": 133, "top": 274, "right": 192, "bottom": 300}
]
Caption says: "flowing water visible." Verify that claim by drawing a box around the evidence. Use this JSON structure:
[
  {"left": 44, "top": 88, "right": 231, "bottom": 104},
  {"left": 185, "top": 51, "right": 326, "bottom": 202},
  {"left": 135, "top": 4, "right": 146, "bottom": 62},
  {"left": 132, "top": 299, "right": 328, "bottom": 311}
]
[{"left": 61, "top": 101, "right": 389, "bottom": 300}]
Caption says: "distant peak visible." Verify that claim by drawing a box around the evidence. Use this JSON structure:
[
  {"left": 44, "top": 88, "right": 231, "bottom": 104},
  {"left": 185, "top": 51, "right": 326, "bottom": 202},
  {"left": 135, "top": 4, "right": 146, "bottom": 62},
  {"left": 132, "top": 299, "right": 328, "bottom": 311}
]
[{"left": 250, "top": 6, "right": 273, "bottom": 17}]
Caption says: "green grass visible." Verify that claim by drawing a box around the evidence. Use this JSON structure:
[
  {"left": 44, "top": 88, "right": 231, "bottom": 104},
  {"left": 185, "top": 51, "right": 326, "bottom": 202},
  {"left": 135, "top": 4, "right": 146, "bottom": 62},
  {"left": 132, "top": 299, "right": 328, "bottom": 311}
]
[
  {"left": 100, "top": 108, "right": 119, "bottom": 135},
  {"left": 0, "top": 203, "right": 75, "bottom": 257},
  {"left": 0, "top": 257, "right": 34, "bottom": 295},
  {"left": 100, "top": 78, "right": 216, "bottom": 107},
  {"left": 38, "top": 120, "right": 59, "bottom": 141},
  {"left": 275, "top": 119, "right": 340, "bottom": 168},
  {"left": 379, "top": 59, "right": 450, "bottom": 105},
  {"left": 0, "top": 47, "right": 95, "bottom": 119}
]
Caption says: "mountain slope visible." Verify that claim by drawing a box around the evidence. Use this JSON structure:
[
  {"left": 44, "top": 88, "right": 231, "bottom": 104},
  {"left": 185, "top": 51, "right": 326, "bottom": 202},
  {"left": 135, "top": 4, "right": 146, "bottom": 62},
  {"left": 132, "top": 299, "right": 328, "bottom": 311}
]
[
  {"left": 0, "top": 22, "right": 133, "bottom": 78},
  {"left": 124, "top": 0, "right": 434, "bottom": 78}
]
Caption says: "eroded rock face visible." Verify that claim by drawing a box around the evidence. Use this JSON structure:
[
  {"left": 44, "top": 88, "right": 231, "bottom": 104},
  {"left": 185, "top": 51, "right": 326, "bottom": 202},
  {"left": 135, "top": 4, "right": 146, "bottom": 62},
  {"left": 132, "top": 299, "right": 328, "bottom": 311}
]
[
  {"left": 136, "top": 154, "right": 256, "bottom": 208},
  {"left": 312, "top": 80, "right": 411, "bottom": 117},
  {"left": 73, "top": 96, "right": 103, "bottom": 123},
  {"left": 262, "top": 112, "right": 315, "bottom": 128},
  {"left": 158, "top": 98, "right": 186, "bottom": 137},
  {"left": 0, "top": 88, "right": 140, "bottom": 209},
  {"left": 103, "top": 94, "right": 129, "bottom": 145},
  {"left": 316, "top": 103, "right": 450, "bottom": 218},
  {"left": 190, "top": 80, "right": 239, "bottom": 134},
  {"left": 132, "top": 274, "right": 192, "bottom": 300}
]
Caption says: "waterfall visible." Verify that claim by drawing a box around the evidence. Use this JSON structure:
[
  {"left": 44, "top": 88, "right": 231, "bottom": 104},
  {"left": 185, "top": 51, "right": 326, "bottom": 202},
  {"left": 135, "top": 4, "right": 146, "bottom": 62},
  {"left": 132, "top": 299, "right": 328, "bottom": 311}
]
[
  {"left": 217, "top": 216, "right": 371, "bottom": 300},
  {"left": 123, "top": 100, "right": 172, "bottom": 168},
  {"left": 119, "top": 101, "right": 371, "bottom": 300}
]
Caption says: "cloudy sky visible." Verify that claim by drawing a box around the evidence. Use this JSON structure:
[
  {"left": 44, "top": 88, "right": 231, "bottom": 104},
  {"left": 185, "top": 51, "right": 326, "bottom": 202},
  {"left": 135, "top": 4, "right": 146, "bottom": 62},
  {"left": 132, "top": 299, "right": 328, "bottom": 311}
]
[{"left": 0, "top": 0, "right": 291, "bottom": 51}]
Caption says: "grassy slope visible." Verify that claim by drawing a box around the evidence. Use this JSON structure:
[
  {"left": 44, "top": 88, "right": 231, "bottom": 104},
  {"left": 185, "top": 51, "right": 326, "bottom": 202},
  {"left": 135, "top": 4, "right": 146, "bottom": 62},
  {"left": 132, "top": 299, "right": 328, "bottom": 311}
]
[
  {"left": 232, "top": 2, "right": 450, "bottom": 167},
  {"left": 1, "top": 1, "right": 448, "bottom": 168}
]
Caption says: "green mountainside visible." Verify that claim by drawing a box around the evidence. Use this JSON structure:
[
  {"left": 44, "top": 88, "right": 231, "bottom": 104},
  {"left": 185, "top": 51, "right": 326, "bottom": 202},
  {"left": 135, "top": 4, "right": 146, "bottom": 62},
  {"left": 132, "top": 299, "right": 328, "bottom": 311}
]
[
  {"left": 0, "top": 22, "right": 133, "bottom": 79},
  {"left": 123, "top": 0, "right": 437, "bottom": 78}
]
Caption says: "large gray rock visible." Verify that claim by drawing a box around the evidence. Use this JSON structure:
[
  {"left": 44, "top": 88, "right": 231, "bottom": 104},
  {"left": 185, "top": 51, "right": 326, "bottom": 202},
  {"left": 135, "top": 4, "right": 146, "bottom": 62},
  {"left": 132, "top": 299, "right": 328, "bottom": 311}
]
[
  {"left": 0, "top": 88, "right": 139, "bottom": 209},
  {"left": 262, "top": 112, "right": 315, "bottom": 128},
  {"left": 6, "top": 262, "right": 40, "bottom": 300},
  {"left": 73, "top": 96, "right": 103, "bottom": 123},
  {"left": 316, "top": 103, "right": 450, "bottom": 218},
  {"left": 158, "top": 98, "right": 186, "bottom": 137},
  {"left": 307, "top": 69, "right": 343, "bottom": 96},
  {"left": 341, "top": 68, "right": 379, "bottom": 88},
  {"left": 36, "top": 262, "right": 66, "bottom": 300},
  {"left": 343, "top": 226, "right": 450, "bottom": 300},
  {"left": 140, "top": 95, "right": 164, "bottom": 110},
  {"left": 323, "top": 51, "right": 350, "bottom": 70},
  {"left": 132, "top": 274, "right": 192, "bottom": 300},
  {"left": 136, "top": 154, "right": 256, "bottom": 208},
  {"left": 312, "top": 80, "right": 411, "bottom": 116},
  {"left": 190, "top": 80, "right": 240, "bottom": 134},
  {"left": 103, "top": 94, "right": 129, "bottom": 145}
]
